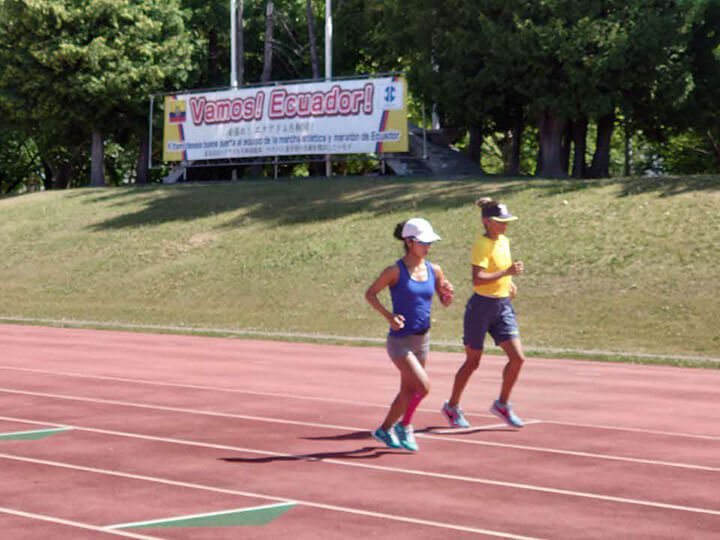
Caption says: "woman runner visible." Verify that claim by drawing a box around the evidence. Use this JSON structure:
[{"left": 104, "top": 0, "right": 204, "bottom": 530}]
[
  {"left": 442, "top": 198, "right": 527, "bottom": 429},
  {"left": 365, "top": 218, "right": 454, "bottom": 451}
]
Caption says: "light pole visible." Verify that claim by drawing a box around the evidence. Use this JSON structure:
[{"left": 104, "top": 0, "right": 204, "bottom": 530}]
[
  {"left": 325, "top": 0, "right": 332, "bottom": 176},
  {"left": 230, "top": 0, "right": 237, "bottom": 87},
  {"left": 325, "top": 0, "right": 332, "bottom": 80}
]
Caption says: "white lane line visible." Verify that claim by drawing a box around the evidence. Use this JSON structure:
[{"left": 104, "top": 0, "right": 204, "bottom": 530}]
[
  {"left": 0, "top": 388, "right": 360, "bottom": 430},
  {"left": 0, "top": 387, "right": 717, "bottom": 472},
  {"left": 1, "top": 364, "right": 718, "bottom": 441},
  {"left": 3, "top": 315, "right": 719, "bottom": 362},
  {"left": 0, "top": 365, "right": 404, "bottom": 410},
  {"left": 0, "top": 506, "right": 162, "bottom": 539},
  {"left": 541, "top": 419, "right": 720, "bottom": 441},
  {"left": 0, "top": 452, "right": 540, "bottom": 540},
  {"left": 0, "top": 416, "right": 719, "bottom": 517}
]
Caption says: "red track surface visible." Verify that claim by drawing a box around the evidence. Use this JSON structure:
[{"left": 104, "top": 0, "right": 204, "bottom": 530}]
[{"left": 0, "top": 323, "right": 718, "bottom": 539}]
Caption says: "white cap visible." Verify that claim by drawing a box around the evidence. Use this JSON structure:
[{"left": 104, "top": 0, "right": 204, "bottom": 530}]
[{"left": 401, "top": 218, "right": 441, "bottom": 243}]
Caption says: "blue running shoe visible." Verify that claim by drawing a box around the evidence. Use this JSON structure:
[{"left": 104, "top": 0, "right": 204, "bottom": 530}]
[
  {"left": 490, "top": 399, "right": 524, "bottom": 428},
  {"left": 373, "top": 426, "right": 402, "bottom": 449},
  {"left": 441, "top": 401, "right": 470, "bottom": 428},
  {"left": 393, "top": 423, "right": 419, "bottom": 451}
]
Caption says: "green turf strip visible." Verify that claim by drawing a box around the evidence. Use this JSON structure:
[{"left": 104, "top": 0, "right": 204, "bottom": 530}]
[
  {"left": 110, "top": 503, "right": 296, "bottom": 529},
  {"left": 0, "top": 427, "right": 71, "bottom": 441}
]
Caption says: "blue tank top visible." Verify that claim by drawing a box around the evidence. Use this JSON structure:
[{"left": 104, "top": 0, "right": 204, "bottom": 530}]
[{"left": 389, "top": 259, "right": 436, "bottom": 337}]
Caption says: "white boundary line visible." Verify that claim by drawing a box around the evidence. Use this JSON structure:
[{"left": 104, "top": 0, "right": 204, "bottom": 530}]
[
  {"left": 1, "top": 364, "right": 718, "bottom": 441},
  {"left": 0, "top": 365, "right": 391, "bottom": 409},
  {"left": 0, "top": 452, "right": 540, "bottom": 540},
  {"left": 1, "top": 415, "right": 719, "bottom": 517},
  {"left": 105, "top": 502, "right": 296, "bottom": 530},
  {"left": 542, "top": 419, "right": 720, "bottom": 441},
  {"left": 0, "top": 506, "right": 161, "bottom": 539},
  {"left": 0, "top": 388, "right": 718, "bottom": 472},
  {"left": 2, "top": 316, "right": 719, "bottom": 362}
]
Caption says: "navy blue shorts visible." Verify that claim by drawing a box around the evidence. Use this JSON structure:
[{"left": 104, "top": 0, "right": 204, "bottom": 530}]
[{"left": 463, "top": 294, "right": 520, "bottom": 350}]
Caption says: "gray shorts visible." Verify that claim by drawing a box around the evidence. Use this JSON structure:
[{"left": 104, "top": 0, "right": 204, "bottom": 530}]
[{"left": 386, "top": 333, "right": 430, "bottom": 363}]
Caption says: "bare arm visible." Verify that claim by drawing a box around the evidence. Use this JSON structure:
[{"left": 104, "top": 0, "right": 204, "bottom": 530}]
[
  {"left": 471, "top": 261, "right": 524, "bottom": 286},
  {"left": 364, "top": 264, "right": 405, "bottom": 331},
  {"left": 432, "top": 263, "right": 454, "bottom": 307}
]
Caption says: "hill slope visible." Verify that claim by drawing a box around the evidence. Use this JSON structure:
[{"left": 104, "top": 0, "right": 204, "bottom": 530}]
[{"left": 1, "top": 175, "right": 718, "bottom": 361}]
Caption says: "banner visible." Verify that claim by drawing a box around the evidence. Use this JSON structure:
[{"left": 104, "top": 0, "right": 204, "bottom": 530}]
[{"left": 162, "top": 77, "right": 408, "bottom": 162}]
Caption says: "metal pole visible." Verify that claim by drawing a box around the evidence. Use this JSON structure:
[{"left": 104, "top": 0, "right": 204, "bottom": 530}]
[
  {"left": 230, "top": 0, "right": 237, "bottom": 87},
  {"left": 324, "top": 0, "right": 332, "bottom": 177},
  {"left": 325, "top": 0, "right": 332, "bottom": 79}
]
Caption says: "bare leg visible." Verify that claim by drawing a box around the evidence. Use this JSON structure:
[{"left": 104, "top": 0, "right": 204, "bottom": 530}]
[
  {"left": 497, "top": 338, "right": 525, "bottom": 404},
  {"left": 448, "top": 347, "right": 483, "bottom": 408},
  {"left": 381, "top": 352, "right": 430, "bottom": 431},
  {"left": 401, "top": 351, "right": 428, "bottom": 425},
  {"left": 401, "top": 392, "right": 423, "bottom": 425}
]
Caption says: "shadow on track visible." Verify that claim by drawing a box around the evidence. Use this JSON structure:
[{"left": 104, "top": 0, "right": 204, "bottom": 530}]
[{"left": 219, "top": 447, "right": 409, "bottom": 464}]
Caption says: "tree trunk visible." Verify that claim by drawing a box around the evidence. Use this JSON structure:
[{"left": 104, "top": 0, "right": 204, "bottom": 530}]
[
  {"left": 53, "top": 163, "right": 72, "bottom": 189},
  {"left": 624, "top": 125, "right": 632, "bottom": 177},
  {"left": 90, "top": 130, "right": 105, "bottom": 186},
  {"left": 536, "top": 136, "right": 543, "bottom": 175},
  {"left": 42, "top": 160, "right": 53, "bottom": 190},
  {"left": 261, "top": 1, "right": 275, "bottom": 82},
  {"left": 469, "top": 126, "right": 483, "bottom": 166},
  {"left": 708, "top": 130, "right": 720, "bottom": 168},
  {"left": 208, "top": 29, "right": 219, "bottom": 85},
  {"left": 571, "top": 116, "right": 588, "bottom": 178},
  {"left": 308, "top": 160, "right": 325, "bottom": 177},
  {"left": 306, "top": 0, "right": 320, "bottom": 78},
  {"left": 506, "top": 115, "right": 523, "bottom": 176},
  {"left": 536, "top": 112, "right": 567, "bottom": 178},
  {"left": 560, "top": 121, "right": 572, "bottom": 175},
  {"left": 589, "top": 111, "right": 615, "bottom": 178},
  {"left": 135, "top": 132, "right": 149, "bottom": 185},
  {"left": 305, "top": 0, "right": 321, "bottom": 175},
  {"left": 249, "top": 1, "right": 275, "bottom": 178},
  {"left": 2, "top": 177, "right": 22, "bottom": 195}
]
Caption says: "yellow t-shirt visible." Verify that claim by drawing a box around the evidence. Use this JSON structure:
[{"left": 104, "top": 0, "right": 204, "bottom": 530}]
[{"left": 471, "top": 234, "right": 513, "bottom": 297}]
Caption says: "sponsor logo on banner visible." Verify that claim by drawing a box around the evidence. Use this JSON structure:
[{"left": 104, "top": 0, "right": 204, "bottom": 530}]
[{"left": 380, "top": 82, "right": 403, "bottom": 110}]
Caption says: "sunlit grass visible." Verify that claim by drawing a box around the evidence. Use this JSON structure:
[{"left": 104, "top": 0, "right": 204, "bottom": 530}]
[{"left": 1, "top": 174, "right": 718, "bottom": 362}]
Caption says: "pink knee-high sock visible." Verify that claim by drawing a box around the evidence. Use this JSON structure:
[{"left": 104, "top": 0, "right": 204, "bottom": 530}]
[{"left": 401, "top": 392, "right": 424, "bottom": 426}]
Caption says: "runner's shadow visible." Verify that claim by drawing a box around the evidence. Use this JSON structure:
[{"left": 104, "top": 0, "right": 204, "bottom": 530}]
[
  {"left": 219, "top": 445, "right": 408, "bottom": 464},
  {"left": 300, "top": 430, "right": 372, "bottom": 441},
  {"left": 419, "top": 425, "right": 516, "bottom": 435}
]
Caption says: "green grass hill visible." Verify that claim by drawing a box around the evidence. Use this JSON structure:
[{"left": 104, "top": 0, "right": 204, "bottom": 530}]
[{"left": 1, "top": 175, "right": 719, "bottom": 365}]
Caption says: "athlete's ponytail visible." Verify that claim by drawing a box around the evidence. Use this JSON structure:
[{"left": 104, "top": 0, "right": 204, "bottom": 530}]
[
  {"left": 394, "top": 221, "right": 410, "bottom": 253},
  {"left": 475, "top": 197, "right": 497, "bottom": 210}
]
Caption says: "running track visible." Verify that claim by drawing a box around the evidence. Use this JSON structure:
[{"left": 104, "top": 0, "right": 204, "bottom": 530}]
[{"left": 0, "top": 324, "right": 718, "bottom": 539}]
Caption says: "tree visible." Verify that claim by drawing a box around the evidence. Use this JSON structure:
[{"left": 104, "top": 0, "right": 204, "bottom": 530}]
[
  {"left": 683, "top": 0, "right": 720, "bottom": 169},
  {"left": 0, "top": 0, "right": 196, "bottom": 188},
  {"left": 473, "top": 0, "right": 687, "bottom": 178},
  {"left": 261, "top": 1, "right": 276, "bottom": 82},
  {"left": 306, "top": 0, "right": 321, "bottom": 78},
  {"left": 586, "top": 2, "right": 687, "bottom": 177}
]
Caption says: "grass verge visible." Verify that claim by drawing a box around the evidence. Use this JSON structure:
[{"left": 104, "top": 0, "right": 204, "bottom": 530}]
[{"left": 1, "top": 174, "right": 718, "bottom": 364}]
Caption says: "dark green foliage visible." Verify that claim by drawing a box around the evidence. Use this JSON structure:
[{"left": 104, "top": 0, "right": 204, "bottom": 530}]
[
  {"left": 2, "top": 0, "right": 720, "bottom": 190},
  {"left": 0, "top": 0, "right": 196, "bottom": 188}
]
